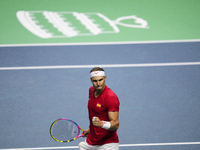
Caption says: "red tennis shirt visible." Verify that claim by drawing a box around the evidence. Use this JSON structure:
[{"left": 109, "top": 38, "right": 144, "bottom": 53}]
[{"left": 86, "top": 85, "right": 120, "bottom": 145}]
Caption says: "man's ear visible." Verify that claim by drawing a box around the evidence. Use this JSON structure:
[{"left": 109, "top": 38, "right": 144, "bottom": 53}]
[{"left": 104, "top": 75, "right": 107, "bottom": 81}]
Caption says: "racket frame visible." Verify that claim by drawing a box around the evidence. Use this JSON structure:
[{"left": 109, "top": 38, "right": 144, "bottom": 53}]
[{"left": 50, "top": 118, "right": 84, "bottom": 143}]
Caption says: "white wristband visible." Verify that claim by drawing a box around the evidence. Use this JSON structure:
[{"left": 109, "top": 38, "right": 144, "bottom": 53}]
[{"left": 102, "top": 121, "right": 111, "bottom": 129}]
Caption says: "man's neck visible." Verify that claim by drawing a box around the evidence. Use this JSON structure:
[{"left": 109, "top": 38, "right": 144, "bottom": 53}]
[{"left": 94, "top": 86, "right": 105, "bottom": 98}]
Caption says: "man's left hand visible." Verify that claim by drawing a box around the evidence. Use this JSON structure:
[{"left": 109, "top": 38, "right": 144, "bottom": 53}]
[{"left": 92, "top": 117, "right": 103, "bottom": 127}]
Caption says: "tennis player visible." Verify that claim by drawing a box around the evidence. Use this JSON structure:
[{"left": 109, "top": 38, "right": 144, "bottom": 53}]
[{"left": 79, "top": 67, "right": 120, "bottom": 150}]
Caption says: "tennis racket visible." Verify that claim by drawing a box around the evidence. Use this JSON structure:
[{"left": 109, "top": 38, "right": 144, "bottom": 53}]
[{"left": 50, "top": 118, "right": 84, "bottom": 143}]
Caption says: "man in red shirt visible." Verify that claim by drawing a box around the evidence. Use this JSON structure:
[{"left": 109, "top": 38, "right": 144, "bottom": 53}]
[{"left": 79, "top": 67, "right": 120, "bottom": 150}]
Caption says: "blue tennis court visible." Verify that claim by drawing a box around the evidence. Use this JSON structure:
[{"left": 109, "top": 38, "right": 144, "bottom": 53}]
[{"left": 0, "top": 41, "right": 200, "bottom": 149}]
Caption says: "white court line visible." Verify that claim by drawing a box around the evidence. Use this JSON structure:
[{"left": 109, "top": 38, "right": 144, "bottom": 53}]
[
  {"left": 0, "top": 39, "right": 200, "bottom": 47},
  {"left": 120, "top": 142, "right": 200, "bottom": 147},
  {"left": 0, "top": 62, "right": 200, "bottom": 71},
  {"left": 1, "top": 142, "right": 200, "bottom": 150}
]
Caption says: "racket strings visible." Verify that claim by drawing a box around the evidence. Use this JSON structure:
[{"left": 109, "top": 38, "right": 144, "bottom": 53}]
[{"left": 51, "top": 120, "right": 79, "bottom": 141}]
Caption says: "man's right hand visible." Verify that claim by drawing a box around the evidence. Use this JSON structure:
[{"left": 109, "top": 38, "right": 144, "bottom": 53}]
[{"left": 82, "top": 128, "right": 90, "bottom": 137}]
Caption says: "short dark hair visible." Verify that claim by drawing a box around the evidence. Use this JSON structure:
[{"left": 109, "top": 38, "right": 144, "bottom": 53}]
[{"left": 90, "top": 67, "right": 105, "bottom": 73}]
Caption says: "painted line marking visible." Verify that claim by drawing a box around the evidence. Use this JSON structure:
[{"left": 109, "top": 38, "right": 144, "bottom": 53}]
[
  {"left": 0, "top": 62, "right": 200, "bottom": 71},
  {"left": 1, "top": 142, "right": 200, "bottom": 150},
  {"left": 120, "top": 142, "right": 200, "bottom": 147},
  {"left": 0, "top": 39, "right": 200, "bottom": 47}
]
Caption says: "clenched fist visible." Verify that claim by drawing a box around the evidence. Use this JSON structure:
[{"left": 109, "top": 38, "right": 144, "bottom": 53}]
[{"left": 92, "top": 116, "right": 103, "bottom": 127}]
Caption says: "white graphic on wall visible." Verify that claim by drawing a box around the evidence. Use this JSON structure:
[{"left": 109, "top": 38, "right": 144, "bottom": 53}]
[{"left": 16, "top": 11, "right": 149, "bottom": 38}]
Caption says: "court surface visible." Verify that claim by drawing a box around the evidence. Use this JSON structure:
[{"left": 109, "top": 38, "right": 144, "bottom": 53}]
[{"left": 0, "top": 0, "right": 200, "bottom": 150}]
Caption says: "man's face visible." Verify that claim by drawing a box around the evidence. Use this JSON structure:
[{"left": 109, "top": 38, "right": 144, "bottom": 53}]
[{"left": 90, "top": 76, "right": 107, "bottom": 91}]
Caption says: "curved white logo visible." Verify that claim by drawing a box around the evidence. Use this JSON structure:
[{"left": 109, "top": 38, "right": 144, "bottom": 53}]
[{"left": 17, "top": 11, "right": 149, "bottom": 38}]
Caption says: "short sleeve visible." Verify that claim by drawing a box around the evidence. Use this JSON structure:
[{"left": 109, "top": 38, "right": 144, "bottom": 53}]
[{"left": 106, "top": 96, "right": 120, "bottom": 112}]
